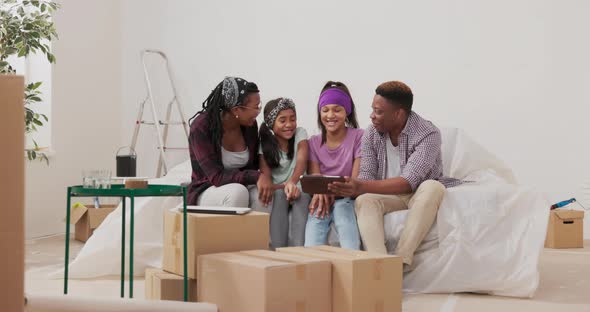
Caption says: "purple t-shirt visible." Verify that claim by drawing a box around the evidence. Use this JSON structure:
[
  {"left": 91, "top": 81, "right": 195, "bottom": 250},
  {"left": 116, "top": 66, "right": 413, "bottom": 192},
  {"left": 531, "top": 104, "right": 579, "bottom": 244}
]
[{"left": 308, "top": 128, "right": 364, "bottom": 177}]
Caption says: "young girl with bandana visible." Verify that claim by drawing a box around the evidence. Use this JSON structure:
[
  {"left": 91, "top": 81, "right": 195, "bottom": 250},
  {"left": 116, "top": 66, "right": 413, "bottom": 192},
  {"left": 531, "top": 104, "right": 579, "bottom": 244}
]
[
  {"left": 258, "top": 98, "right": 310, "bottom": 248},
  {"left": 187, "top": 76, "right": 274, "bottom": 207},
  {"left": 305, "top": 81, "right": 363, "bottom": 250}
]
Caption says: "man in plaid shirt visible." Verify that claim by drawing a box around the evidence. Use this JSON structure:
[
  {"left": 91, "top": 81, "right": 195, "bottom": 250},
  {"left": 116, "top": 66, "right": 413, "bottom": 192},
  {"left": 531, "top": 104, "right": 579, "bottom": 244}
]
[{"left": 329, "top": 81, "right": 460, "bottom": 272}]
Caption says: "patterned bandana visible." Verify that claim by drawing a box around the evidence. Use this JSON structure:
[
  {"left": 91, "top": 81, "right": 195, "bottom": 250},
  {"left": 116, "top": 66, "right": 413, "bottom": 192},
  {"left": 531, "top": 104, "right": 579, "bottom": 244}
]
[
  {"left": 221, "top": 76, "right": 250, "bottom": 109},
  {"left": 264, "top": 98, "right": 296, "bottom": 128}
]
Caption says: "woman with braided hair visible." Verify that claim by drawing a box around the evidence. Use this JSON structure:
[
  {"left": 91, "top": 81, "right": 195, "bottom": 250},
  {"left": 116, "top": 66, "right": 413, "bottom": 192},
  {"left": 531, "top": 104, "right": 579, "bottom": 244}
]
[{"left": 187, "top": 76, "right": 273, "bottom": 207}]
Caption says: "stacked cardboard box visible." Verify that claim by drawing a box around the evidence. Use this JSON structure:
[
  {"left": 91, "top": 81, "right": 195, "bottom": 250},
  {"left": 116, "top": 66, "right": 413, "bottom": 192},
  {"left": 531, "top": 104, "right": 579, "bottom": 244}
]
[
  {"left": 0, "top": 75, "right": 25, "bottom": 312},
  {"left": 545, "top": 209, "right": 585, "bottom": 248},
  {"left": 145, "top": 268, "right": 197, "bottom": 302},
  {"left": 198, "top": 250, "right": 331, "bottom": 312},
  {"left": 162, "top": 209, "right": 270, "bottom": 279},
  {"left": 278, "top": 246, "right": 403, "bottom": 312}
]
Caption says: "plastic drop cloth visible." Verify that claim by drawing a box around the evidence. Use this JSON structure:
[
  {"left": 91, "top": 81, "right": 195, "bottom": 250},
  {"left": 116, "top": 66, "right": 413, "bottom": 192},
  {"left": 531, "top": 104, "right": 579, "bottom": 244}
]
[{"left": 58, "top": 128, "right": 549, "bottom": 298}]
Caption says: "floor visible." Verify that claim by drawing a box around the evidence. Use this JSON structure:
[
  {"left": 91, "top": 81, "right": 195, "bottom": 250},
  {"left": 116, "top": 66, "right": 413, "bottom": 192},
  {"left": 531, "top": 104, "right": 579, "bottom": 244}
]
[{"left": 25, "top": 235, "right": 590, "bottom": 311}]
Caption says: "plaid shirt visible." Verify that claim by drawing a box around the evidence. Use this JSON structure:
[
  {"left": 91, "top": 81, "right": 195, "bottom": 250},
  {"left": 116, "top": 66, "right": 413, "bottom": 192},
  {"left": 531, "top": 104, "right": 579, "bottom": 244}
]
[
  {"left": 187, "top": 112, "right": 260, "bottom": 204},
  {"left": 358, "top": 111, "right": 460, "bottom": 191}
]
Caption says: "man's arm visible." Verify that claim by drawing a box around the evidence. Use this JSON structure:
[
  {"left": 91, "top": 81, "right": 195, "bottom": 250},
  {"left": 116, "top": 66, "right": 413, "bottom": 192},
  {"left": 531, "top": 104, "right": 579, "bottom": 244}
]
[
  {"left": 357, "top": 177, "right": 412, "bottom": 195},
  {"left": 399, "top": 130, "right": 442, "bottom": 191},
  {"left": 357, "top": 127, "right": 378, "bottom": 181},
  {"left": 330, "top": 129, "right": 442, "bottom": 197}
]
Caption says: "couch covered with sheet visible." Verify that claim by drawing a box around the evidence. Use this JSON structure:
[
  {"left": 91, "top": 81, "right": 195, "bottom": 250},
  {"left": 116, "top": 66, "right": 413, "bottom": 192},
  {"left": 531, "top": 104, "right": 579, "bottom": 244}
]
[{"left": 60, "top": 128, "right": 549, "bottom": 298}]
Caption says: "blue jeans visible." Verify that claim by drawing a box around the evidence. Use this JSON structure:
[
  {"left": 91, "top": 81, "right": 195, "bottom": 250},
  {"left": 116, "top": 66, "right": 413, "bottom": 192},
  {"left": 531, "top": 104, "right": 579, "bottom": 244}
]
[{"left": 304, "top": 197, "right": 361, "bottom": 250}]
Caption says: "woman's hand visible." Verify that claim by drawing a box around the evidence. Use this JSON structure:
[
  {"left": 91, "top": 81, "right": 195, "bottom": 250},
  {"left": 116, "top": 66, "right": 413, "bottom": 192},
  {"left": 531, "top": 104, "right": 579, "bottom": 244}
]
[
  {"left": 257, "top": 174, "right": 274, "bottom": 206},
  {"left": 284, "top": 182, "right": 300, "bottom": 201}
]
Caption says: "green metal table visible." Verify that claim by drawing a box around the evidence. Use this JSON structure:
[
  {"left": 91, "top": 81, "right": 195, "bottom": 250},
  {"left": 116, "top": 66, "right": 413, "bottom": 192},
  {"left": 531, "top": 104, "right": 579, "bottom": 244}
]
[{"left": 63, "top": 184, "right": 189, "bottom": 300}]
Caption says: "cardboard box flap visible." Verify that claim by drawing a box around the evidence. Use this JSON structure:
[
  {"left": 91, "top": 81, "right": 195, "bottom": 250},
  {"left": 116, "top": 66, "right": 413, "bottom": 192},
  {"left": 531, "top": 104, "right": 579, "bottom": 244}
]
[
  {"left": 277, "top": 246, "right": 374, "bottom": 262},
  {"left": 68, "top": 203, "right": 88, "bottom": 224},
  {"left": 87, "top": 207, "right": 116, "bottom": 229},
  {"left": 202, "top": 252, "right": 296, "bottom": 269},
  {"left": 311, "top": 245, "right": 400, "bottom": 260},
  {"left": 239, "top": 250, "right": 330, "bottom": 264},
  {"left": 554, "top": 209, "right": 584, "bottom": 221}
]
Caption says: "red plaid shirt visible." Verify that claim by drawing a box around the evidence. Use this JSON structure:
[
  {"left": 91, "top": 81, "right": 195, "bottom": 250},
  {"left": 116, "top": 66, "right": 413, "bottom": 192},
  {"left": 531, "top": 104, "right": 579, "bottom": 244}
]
[
  {"left": 358, "top": 111, "right": 460, "bottom": 191},
  {"left": 187, "top": 112, "right": 260, "bottom": 204}
]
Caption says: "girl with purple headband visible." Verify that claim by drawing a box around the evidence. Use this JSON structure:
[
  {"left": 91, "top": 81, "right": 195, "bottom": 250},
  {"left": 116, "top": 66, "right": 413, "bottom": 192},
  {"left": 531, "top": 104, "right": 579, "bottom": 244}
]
[{"left": 305, "top": 81, "right": 363, "bottom": 250}]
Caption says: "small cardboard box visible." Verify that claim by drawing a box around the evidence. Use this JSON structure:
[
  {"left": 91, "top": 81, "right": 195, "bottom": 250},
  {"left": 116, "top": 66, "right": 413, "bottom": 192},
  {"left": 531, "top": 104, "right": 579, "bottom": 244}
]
[
  {"left": 68, "top": 203, "right": 117, "bottom": 242},
  {"left": 278, "top": 246, "right": 402, "bottom": 312},
  {"left": 545, "top": 209, "right": 585, "bottom": 248},
  {"left": 145, "top": 267, "right": 197, "bottom": 301},
  {"left": 162, "top": 209, "right": 269, "bottom": 279},
  {"left": 197, "top": 250, "right": 331, "bottom": 312}
]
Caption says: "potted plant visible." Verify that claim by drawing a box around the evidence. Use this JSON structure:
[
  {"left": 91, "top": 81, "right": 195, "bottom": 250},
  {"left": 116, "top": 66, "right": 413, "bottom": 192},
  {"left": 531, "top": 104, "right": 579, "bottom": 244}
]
[{"left": 0, "top": 0, "right": 59, "bottom": 162}]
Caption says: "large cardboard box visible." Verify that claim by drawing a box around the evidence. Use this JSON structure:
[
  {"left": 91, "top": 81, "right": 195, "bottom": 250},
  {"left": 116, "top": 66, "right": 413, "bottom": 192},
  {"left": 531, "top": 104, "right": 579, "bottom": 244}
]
[
  {"left": 278, "top": 246, "right": 402, "bottom": 312},
  {"left": 145, "top": 268, "right": 197, "bottom": 301},
  {"left": 198, "top": 250, "right": 331, "bottom": 312},
  {"left": 162, "top": 209, "right": 269, "bottom": 279},
  {"left": 67, "top": 203, "right": 117, "bottom": 242},
  {"left": 0, "top": 75, "right": 25, "bottom": 312},
  {"left": 545, "top": 209, "right": 585, "bottom": 248}
]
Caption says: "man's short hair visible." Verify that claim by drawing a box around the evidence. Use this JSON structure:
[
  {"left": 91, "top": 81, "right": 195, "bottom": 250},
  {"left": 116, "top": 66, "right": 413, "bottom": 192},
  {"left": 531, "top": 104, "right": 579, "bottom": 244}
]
[{"left": 375, "top": 81, "right": 413, "bottom": 113}]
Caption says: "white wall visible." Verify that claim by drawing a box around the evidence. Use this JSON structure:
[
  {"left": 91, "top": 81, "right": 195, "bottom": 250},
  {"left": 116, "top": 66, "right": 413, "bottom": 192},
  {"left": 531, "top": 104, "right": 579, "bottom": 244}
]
[
  {"left": 25, "top": 0, "right": 122, "bottom": 238},
  {"left": 122, "top": 0, "right": 590, "bottom": 200},
  {"left": 120, "top": 0, "right": 590, "bottom": 203},
  {"left": 27, "top": 0, "right": 590, "bottom": 237}
]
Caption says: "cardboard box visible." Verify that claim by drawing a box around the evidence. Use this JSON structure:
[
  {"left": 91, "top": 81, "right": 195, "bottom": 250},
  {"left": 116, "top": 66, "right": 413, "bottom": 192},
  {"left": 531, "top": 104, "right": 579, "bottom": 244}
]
[
  {"left": 145, "top": 268, "right": 197, "bottom": 301},
  {"left": 198, "top": 250, "right": 331, "bottom": 312},
  {"left": 278, "top": 246, "right": 402, "bottom": 312},
  {"left": 67, "top": 203, "right": 117, "bottom": 242},
  {"left": 162, "top": 209, "right": 269, "bottom": 279},
  {"left": 0, "top": 75, "right": 25, "bottom": 312},
  {"left": 545, "top": 209, "right": 585, "bottom": 248}
]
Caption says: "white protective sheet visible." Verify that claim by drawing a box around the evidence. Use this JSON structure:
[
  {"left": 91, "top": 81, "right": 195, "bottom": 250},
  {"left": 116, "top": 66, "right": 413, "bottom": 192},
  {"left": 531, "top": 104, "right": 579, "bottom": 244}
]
[
  {"left": 61, "top": 129, "right": 549, "bottom": 298},
  {"left": 382, "top": 129, "right": 549, "bottom": 297}
]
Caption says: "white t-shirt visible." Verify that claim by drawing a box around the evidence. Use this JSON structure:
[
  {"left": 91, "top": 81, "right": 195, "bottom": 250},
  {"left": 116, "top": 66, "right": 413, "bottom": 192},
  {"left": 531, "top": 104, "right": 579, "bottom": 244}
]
[
  {"left": 385, "top": 134, "right": 401, "bottom": 178},
  {"left": 221, "top": 146, "right": 249, "bottom": 169}
]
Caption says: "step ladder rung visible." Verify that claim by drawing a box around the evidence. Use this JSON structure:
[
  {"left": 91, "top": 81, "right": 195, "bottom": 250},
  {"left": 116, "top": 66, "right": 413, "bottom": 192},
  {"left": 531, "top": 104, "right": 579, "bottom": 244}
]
[
  {"left": 157, "top": 147, "right": 189, "bottom": 150},
  {"left": 159, "top": 121, "right": 186, "bottom": 125}
]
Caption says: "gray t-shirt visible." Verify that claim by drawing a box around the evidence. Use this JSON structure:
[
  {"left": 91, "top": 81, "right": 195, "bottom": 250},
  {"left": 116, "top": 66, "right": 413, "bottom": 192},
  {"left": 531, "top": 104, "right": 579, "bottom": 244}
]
[{"left": 259, "top": 127, "right": 308, "bottom": 184}]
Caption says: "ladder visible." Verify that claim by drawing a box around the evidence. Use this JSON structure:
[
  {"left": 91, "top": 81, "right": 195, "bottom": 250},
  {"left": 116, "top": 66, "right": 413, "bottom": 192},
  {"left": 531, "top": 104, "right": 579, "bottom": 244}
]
[{"left": 130, "top": 50, "right": 189, "bottom": 177}]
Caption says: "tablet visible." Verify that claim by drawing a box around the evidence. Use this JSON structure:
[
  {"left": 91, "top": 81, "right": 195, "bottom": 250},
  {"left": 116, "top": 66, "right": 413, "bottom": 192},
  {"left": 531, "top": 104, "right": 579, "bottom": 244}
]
[
  {"left": 177, "top": 206, "right": 252, "bottom": 215},
  {"left": 300, "top": 175, "right": 345, "bottom": 194}
]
